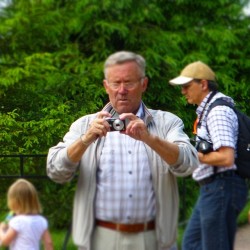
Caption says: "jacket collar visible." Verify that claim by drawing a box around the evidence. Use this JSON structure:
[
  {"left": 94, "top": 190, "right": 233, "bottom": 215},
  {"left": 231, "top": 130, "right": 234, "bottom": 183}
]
[{"left": 102, "top": 101, "right": 153, "bottom": 126}]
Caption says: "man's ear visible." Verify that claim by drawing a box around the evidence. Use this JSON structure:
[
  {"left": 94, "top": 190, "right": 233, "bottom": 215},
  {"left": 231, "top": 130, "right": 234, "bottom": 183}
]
[
  {"left": 142, "top": 77, "right": 148, "bottom": 92},
  {"left": 200, "top": 79, "right": 209, "bottom": 91},
  {"left": 103, "top": 79, "right": 109, "bottom": 94}
]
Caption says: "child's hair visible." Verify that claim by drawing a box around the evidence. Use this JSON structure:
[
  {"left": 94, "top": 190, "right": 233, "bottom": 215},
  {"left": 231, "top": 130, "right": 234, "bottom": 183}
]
[{"left": 7, "top": 179, "right": 42, "bottom": 214}]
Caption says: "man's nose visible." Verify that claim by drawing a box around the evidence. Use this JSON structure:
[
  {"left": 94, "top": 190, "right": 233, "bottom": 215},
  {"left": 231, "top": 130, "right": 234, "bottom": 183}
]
[{"left": 118, "top": 83, "right": 129, "bottom": 91}]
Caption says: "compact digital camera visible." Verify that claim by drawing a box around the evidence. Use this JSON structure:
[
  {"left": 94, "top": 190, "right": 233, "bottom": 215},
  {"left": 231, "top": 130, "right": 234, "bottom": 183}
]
[
  {"left": 195, "top": 139, "right": 214, "bottom": 154},
  {"left": 106, "top": 118, "right": 126, "bottom": 131}
]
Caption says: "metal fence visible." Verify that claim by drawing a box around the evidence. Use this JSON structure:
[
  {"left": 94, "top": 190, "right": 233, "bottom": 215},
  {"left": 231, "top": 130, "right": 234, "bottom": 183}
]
[
  {"left": 0, "top": 154, "right": 48, "bottom": 179},
  {"left": 0, "top": 154, "right": 190, "bottom": 249},
  {"left": 0, "top": 154, "right": 189, "bottom": 217}
]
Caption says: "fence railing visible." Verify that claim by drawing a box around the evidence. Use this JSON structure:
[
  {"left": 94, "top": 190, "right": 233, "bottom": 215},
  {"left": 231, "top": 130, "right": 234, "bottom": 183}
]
[
  {"left": 0, "top": 153, "right": 189, "bottom": 249},
  {"left": 0, "top": 154, "right": 189, "bottom": 220},
  {"left": 0, "top": 154, "right": 48, "bottom": 179}
]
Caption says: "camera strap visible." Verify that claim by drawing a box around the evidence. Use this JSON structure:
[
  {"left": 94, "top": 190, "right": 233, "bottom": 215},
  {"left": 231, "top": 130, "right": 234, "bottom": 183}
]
[
  {"left": 193, "top": 91, "right": 217, "bottom": 135},
  {"left": 193, "top": 91, "right": 219, "bottom": 175}
]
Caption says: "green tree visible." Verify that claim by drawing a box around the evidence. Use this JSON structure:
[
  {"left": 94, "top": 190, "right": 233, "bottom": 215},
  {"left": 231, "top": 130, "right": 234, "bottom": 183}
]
[
  {"left": 0, "top": 0, "right": 250, "bottom": 228},
  {"left": 1, "top": 0, "right": 250, "bottom": 153}
]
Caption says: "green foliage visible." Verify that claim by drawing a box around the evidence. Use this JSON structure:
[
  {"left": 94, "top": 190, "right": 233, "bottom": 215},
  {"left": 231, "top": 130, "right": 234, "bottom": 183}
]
[
  {"left": 50, "top": 229, "right": 76, "bottom": 250},
  {"left": 178, "top": 177, "right": 199, "bottom": 222},
  {"left": 0, "top": 0, "right": 250, "bottom": 230}
]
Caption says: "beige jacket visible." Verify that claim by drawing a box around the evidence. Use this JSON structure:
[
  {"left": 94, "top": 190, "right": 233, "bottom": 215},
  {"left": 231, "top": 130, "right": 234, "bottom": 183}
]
[{"left": 47, "top": 103, "right": 198, "bottom": 250}]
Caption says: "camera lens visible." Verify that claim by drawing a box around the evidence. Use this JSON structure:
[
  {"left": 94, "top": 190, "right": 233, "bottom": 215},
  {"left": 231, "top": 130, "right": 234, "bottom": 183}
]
[
  {"left": 113, "top": 119, "right": 125, "bottom": 131},
  {"left": 199, "top": 141, "right": 208, "bottom": 151},
  {"left": 196, "top": 140, "right": 213, "bottom": 154}
]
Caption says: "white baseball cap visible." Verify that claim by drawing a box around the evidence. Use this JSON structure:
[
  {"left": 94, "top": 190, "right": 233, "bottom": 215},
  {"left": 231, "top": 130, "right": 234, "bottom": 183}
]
[{"left": 169, "top": 61, "right": 216, "bottom": 85}]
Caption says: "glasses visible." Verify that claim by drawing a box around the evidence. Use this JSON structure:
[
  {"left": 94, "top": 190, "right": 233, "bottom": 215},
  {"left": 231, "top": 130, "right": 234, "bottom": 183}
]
[
  {"left": 181, "top": 82, "right": 193, "bottom": 90},
  {"left": 181, "top": 79, "right": 202, "bottom": 90},
  {"left": 107, "top": 77, "right": 144, "bottom": 90}
]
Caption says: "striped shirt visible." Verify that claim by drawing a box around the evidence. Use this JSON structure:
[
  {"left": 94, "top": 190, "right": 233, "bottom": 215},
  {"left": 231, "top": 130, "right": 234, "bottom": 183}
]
[
  {"left": 95, "top": 103, "right": 156, "bottom": 223},
  {"left": 193, "top": 92, "right": 238, "bottom": 181}
]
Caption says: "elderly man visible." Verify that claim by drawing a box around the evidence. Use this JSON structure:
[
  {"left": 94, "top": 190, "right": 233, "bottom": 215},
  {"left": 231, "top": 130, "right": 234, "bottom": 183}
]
[{"left": 47, "top": 51, "right": 198, "bottom": 250}]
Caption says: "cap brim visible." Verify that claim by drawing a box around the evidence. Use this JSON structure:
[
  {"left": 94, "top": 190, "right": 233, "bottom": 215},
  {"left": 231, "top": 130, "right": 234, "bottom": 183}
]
[{"left": 169, "top": 76, "right": 193, "bottom": 85}]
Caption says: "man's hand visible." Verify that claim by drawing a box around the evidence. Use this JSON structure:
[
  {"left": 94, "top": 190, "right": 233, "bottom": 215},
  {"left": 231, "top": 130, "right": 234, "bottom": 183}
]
[
  {"left": 81, "top": 111, "right": 112, "bottom": 145},
  {"left": 119, "top": 113, "right": 149, "bottom": 141},
  {"left": 119, "top": 113, "right": 179, "bottom": 165},
  {"left": 68, "top": 111, "right": 111, "bottom": 163}
]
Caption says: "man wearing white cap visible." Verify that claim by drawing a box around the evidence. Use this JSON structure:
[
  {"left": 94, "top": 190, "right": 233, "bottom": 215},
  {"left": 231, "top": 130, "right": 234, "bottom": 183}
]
[{"left": 169, "top": 61, "right": 248, "bottom": 250}]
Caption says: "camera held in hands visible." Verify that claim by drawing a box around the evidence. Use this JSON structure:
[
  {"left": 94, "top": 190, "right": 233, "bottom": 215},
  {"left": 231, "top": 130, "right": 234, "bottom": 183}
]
[
  {"left": 106, "top": 118, "right": 126, "bottom": 132},
  {"left": 195, "top": 138, "right": 214, "bottom": 154}
]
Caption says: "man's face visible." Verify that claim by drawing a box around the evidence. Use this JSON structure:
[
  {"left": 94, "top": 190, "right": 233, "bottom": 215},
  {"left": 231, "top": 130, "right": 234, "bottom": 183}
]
[
  {"left": 103, "top": 61, "right": 148, "bottom": 114},
  {"left": 181, "top": 80, "right": 205, "bottom": 105}
]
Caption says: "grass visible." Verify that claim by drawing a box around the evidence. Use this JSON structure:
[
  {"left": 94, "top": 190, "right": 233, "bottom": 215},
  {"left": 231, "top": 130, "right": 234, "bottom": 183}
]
[
  {"left": 51, "top": 229, "right": 76, "bottom": 250},
  {"left": 237, "top": 199, "right": 250, "bottom": 225}
]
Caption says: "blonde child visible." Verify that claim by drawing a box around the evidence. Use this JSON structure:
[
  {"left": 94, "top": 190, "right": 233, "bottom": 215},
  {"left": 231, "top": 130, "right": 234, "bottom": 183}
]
[{"left": 0, "top": 179, "right": 53, "bottom": 250}]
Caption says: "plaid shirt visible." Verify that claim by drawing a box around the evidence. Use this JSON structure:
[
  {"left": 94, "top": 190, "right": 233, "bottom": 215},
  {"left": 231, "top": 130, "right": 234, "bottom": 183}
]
[
  {"left": 193, "top": 92, "right": 238, "bottom": 181},
  {"left": 95, "top": 103, "right": 156, "bottom": 223}
]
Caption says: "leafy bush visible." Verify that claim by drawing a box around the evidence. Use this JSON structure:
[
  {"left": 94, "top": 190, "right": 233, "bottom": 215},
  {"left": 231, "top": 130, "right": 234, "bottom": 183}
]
[{"left": 0, "top": 0, "right": 250, "bottom": 229}]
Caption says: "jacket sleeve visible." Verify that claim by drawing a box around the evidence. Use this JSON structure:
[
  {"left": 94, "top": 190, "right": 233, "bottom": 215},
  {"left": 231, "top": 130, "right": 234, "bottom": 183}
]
[
  {"left": 166, "top": 114, "right": 199, "bottom": 176},
  {"left": 46, "top": 115, "right": 92, "bottom": 183},
  {"left": 151, "top": 110, "right": 198, "bottom": 177}
]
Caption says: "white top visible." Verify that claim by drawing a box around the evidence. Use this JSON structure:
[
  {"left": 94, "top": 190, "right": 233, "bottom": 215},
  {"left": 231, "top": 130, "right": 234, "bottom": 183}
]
[{"left": 9, "top": 214, "right": 48, "bottom": 250}]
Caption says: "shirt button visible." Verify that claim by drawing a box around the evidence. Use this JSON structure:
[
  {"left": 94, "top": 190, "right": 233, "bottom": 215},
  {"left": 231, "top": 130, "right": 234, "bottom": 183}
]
[{"left": 129, "top": 171, "right": 132, "bottom": 174}]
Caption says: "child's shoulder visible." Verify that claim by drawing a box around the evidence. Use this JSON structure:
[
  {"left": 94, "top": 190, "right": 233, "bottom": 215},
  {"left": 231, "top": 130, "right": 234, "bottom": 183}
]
[
  {"left": 10, "top": 214, "right": 48, "bottom": 229},
  {"left": 11, "top": 214, "right": 47, "bottom": 222}
]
